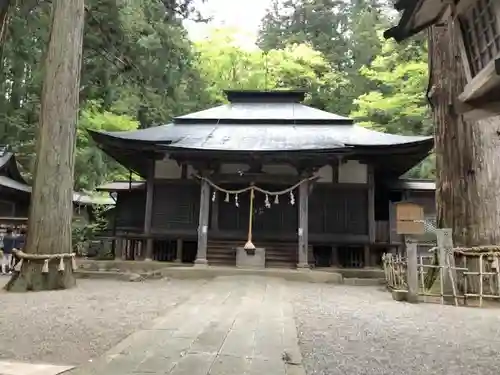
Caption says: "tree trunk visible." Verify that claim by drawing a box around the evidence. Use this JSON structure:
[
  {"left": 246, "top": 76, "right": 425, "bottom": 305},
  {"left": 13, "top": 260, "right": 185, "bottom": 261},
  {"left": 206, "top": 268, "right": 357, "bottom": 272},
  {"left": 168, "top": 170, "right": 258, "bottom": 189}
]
[
  {"left": 428, "top": 20, "right": 500, "bottom": 294},
  {"left": 5, "top": 0, "right": 85, "bottom": 292},
  {"left": 430, "top": 23, "right": 500, "bottom": 247}
]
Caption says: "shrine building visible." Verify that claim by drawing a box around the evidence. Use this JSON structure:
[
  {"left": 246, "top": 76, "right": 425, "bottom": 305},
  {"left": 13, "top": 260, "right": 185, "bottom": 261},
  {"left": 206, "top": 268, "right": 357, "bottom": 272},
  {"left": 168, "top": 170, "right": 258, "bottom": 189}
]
[{"left": 91, "top": 90, "right": 434, "bottom": 269}]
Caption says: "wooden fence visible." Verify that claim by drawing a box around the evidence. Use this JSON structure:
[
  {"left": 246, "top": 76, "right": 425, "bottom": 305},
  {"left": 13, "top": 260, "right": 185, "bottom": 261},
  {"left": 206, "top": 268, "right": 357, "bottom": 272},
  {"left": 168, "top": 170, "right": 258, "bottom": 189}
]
[{"left": 382, "top": 228, "right": 500, "bottom": 307}]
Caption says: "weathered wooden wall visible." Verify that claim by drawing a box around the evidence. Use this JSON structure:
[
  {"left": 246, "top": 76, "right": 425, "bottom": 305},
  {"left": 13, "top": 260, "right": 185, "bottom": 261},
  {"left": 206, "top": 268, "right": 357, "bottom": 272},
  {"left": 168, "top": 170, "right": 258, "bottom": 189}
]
[
  {"left": 151, "top": 181, "right": 200, "bottom": 231},
  {"left": 309, "top": 184, "right": 368, "bottom": 235},
  {"left": 406, "top": 191, "right": 436, "bottom": 217},
  {"left": 115, "top": 190, "right": 145, "bottom": 231},
  {"left": 215, "top": 183, "right": 369, "bottom": 240},
  {"left": 0, "top": 188, "right": 29, "bottom": 217},
  {"left": 114, "top": 180, "right": 371, "bottom": 242}
]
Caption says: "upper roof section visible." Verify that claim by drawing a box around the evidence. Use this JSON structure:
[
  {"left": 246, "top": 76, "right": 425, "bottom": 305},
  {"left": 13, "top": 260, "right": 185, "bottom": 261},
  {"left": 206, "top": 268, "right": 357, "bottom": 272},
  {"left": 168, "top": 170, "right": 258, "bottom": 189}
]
[
  {"left": 384, "top": 0, "right": 445, "bottom": 42},
  {"left": 89, "top": 89, "right": 432, "bottom": 152},
  {"left": 0, "top": 146, "right": 27, "bottom": 184},
  {"left": 88, "top": 89, "right": 433, "bottom": 177},
  {"left": 175, "top": 90, "right": 353, "bottom": 125}
]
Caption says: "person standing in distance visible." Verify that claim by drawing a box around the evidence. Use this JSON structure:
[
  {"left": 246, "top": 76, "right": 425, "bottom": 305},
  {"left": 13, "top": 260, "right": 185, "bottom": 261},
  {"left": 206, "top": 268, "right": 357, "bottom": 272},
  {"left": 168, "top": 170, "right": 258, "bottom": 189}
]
[{"left": 1, "top": 227, "right": 15, "bottom": 274}]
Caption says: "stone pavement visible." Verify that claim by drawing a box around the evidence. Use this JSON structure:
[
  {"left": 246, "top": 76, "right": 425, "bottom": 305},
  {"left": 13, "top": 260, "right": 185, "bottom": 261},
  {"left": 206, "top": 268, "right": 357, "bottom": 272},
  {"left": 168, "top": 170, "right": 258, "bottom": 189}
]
[
  {"left": 0, "top": 361, "right": 73, "bottom": 375},
  {"left": 67, "top": 276, "right": 306, "bottom": 375}
]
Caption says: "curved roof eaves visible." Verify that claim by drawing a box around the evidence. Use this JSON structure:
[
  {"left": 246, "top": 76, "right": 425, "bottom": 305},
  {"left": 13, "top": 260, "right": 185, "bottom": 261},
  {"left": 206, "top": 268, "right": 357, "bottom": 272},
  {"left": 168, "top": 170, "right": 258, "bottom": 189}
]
[{"left": 89, "top": 123, "right": 432, "bottom": 152}]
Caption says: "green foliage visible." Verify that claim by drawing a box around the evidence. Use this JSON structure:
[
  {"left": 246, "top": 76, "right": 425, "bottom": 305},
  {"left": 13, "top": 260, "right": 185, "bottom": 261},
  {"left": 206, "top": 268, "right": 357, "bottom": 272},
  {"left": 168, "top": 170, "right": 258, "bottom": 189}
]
[
  {"left": 349, "top": 33, "right": 434, "bottom": 178},
  {"left": 258, "top": 0, "right": 392, "bottom": 113},
  {"left": 195, "top": 29, "right": 350, "bottom": 113},
  {"left": 75, "top": 102, "right": 139, "bottom": 190},
  {"left": 72, "top": 205, "right": 110, "bottom": 257},
  {"left": 350, "top": 33, "right": 431, "bottom": 136},
  {"left": 1, "top": 0, "right": 434, "bottom": 183},
  {"left": 0, "top": 0, "right": 209, "bottom": 189}
]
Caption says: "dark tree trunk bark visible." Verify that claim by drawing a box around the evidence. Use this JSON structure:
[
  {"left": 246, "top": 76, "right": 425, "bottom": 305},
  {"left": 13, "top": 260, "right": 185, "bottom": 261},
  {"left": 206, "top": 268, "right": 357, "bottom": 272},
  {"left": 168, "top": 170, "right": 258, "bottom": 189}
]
[
  {"left": 6, "top": 0, "right": 85, "bottom": 292},
  {"left": 430, "top": 23, "right": 500, "bottom": 247},
  {"left": 427, "top": 19, "right": 500, "bottom": 294}
]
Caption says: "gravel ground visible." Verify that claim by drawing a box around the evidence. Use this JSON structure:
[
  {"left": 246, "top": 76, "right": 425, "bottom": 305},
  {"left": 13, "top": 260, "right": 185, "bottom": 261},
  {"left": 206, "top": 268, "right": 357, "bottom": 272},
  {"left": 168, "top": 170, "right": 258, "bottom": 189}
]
[
  {"left": 0, "top": 277, "right": 205, "bottom": 365},
  {"left": 2, "top": 276, "right": 500, "bottom": 374},
  {"left": 290, "top": 283, "right": 500, "bottom": 375}
]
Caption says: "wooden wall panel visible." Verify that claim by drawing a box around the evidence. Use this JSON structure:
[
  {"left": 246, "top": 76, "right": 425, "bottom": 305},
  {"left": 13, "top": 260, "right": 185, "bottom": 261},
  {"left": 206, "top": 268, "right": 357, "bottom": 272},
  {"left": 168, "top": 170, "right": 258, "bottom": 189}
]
[
  {"left": 309, "top": 185, "right": 368, "bottom": 235},
  {"left": 151, "top": 182, "right": 200, "bottom": 231},
  {"left": 217, "top": 184, "right": 298, "bottom": 234},
  {"left": 115, "top": 190, "right": 145, "bottom": 230}
]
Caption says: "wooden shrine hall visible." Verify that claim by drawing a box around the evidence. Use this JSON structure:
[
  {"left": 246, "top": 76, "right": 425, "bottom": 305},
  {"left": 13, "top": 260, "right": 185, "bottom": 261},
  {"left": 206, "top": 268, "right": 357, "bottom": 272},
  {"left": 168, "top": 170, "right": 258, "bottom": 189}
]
[{"left": 91, "top": 90, "right": 434, "bottom": 269}]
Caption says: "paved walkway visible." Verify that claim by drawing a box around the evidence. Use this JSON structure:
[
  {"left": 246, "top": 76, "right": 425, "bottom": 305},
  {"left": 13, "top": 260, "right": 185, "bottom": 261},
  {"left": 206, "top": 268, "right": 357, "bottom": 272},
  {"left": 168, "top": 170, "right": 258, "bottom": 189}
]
[
  {"left": 68, "top": 276, "right": 305, "bottom": 375},
  {"left": 0, "top": 361, "right": 73, "bottom": 375}
]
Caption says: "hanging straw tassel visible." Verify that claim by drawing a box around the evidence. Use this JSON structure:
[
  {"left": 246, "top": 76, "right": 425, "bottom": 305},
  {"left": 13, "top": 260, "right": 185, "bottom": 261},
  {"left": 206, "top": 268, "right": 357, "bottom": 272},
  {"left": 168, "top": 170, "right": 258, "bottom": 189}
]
[
  {"left": 274, "top": 195, "right": 279, "bottom": 204},
  {"left": 71, "top": 255, "right": 77, "bottom": 271},
  {"left": 42, "top": 259, "right": 49, "bottom": 274},
  {"left": 58, "top": 257, "right": 65, "bottom": 272},
  {"left": 225, "top": 193, "right": 230, "bottom": 202},
  {"left": 14, "top": 259, "right": 23, "bottom": 272}
]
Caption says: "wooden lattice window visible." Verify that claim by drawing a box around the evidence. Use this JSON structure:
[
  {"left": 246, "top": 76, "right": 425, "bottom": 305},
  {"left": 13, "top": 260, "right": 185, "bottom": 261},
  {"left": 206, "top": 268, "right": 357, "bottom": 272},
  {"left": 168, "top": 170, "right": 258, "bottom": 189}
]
[{"left": 460, "top": 0, "right": 500, "bottom": 76}]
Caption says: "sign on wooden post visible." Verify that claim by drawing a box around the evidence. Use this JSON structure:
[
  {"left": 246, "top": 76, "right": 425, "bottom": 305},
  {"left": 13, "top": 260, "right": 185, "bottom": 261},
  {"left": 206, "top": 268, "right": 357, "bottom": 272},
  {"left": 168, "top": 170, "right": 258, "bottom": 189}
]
[{"left": 395, "top": 201, "right": 425, "bottom": 235}]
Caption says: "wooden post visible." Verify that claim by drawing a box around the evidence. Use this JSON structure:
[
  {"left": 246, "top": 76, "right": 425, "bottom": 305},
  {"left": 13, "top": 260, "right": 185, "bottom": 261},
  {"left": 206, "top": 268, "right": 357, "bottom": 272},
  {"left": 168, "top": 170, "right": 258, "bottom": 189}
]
[
  {"left": 405, "top": 237, "right": 419, "bottom": 303},
  {"left": 363, "top": 245, "right": 371, "bottom": 268},
  {"left": 367, "top": 165, "right": 376, "bottom": 243},
  {"left": 436, "top": 228, "right": 457, "bottom": 300},
  {"left": 175, "top": 238, "right": 183, "bottom": 263},
  {"left": 330, "top": 245, "right": 338, "bottom": 267},
  {"left": 110, "top": 196, "right": 118, "bottom": 259},
  {"left": 195, "top": 178, "right": 210, "bottom": 266},
  {"left": 297, "top": 179, "right": 309, "bottom": 268},
  {"left": 144, "top": 160, "right": 155, "bottom": 261},
  {"left": 210, "top": 195, "right": 219, "bottom": 231}
]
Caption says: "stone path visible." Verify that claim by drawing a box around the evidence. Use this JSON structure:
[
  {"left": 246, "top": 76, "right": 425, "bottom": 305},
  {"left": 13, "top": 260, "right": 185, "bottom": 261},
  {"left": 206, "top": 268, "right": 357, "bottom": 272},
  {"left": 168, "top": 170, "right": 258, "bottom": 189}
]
[
  {"left": 0, "top": 361, "right": 73, "bottom": 375},
  {"left": 67, "top": 276, "right": 305, "bottom": 375}
]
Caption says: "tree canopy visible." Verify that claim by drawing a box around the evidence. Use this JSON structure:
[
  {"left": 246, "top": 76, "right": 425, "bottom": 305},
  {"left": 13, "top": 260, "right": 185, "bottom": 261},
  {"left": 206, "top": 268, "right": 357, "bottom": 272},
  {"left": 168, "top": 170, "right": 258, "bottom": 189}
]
[{"left": 1, "top": 0, "right": 433, "bottom": 190}]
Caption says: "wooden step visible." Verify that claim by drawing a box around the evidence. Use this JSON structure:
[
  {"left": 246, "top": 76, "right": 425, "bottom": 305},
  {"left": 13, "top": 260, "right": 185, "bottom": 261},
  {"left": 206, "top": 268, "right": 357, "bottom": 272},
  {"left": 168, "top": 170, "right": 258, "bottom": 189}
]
[
  {"left": 207, "top": 241, "right": 236, "bottom": 266},
  {"left": 207, "top": 240, "right": 311, "bottom": 269}
]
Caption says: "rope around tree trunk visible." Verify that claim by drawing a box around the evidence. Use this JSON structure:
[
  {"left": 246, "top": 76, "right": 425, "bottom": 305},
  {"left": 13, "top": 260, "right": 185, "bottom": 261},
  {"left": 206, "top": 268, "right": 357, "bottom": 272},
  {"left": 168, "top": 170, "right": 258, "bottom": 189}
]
[{"left": 12, "top": 249, "right": 77, "bottom": 273}]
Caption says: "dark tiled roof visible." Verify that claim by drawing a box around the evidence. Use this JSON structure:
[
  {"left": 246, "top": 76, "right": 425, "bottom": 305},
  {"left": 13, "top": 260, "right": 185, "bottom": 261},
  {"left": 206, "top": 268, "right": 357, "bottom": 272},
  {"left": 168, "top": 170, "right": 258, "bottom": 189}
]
[
  {"left": 88, "top": 90, "right": 434, "bottom": 178},
  {"left": 0, "top": 175, "right": 114, "bottom": 205},
  {"left": 91, "top": 123, "right": 431, "bottom": 152},
  {"left": 384, "top": 0, "right": 446, "bottom": 41},
  {"left": 89, "top": 90, "right": 432, "bottom": 152}
]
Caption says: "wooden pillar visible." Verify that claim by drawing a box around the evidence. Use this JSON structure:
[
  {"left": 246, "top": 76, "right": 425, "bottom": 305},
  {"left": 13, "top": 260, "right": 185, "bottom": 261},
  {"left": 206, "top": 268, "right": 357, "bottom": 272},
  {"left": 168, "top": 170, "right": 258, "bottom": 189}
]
[
  {"left": 110, "top": 195, "right": 117, "bottom": 259},
  {"left": 144, "top": 160, "right": 155, "bottom": 261},
  {"left": 297, "top": 179, "right": 309, "bottom": 268},
  {"left": 436, "top": 228, "right": 457, "bottom": 299},
  {"left": 195, "top": 178, "right": 210, "bottom": 266},
  {"left": 330, "top": 245, "right": 339, "bottom": 267},
  {"left": 405, "top": 237, "right": 419, "bottom": 303},
  {"left": 363, "top": 244, "right": 371, "bottom": 268},
  {"left": 176, "top": 238, "right": 183, "bottom": 263},
  {"left": 210, "top": 197, "right": 219, "bottom": 231},
  {"left": 367, "top": 165, "right": 375, "bottom": 243}
]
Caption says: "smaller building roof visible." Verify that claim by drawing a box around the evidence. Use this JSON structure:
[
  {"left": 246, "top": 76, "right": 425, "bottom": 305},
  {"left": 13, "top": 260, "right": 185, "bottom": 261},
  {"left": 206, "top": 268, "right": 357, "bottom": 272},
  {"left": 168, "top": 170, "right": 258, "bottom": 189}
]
[
  {"left": 389, "top": 179, "right": 436, "bottom": 191},
  {"left": 96, "top": 181, "right": 145, "bottom": 192},
  {"left": 0, "top": 146, "right": 114, "bottom": 205},
  {"left": 0, "top": 175, "right": 114, "bottom": 205},
  {"left": 384, "top": 0, "right": 446, "bottom": 42}
]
